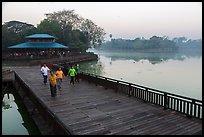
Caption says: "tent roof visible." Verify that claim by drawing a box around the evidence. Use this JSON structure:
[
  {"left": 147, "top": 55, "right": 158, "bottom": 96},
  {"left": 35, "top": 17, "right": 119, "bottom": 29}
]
[
  {"left": 8, "top": 42, "right": 68, "bottom": 49},
  {"left": 25, "top": 34, "right": 55, "bottom": 39}
]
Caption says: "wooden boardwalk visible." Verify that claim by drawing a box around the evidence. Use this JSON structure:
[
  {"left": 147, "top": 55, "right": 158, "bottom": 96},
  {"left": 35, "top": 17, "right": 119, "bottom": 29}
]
[{"left": 11, "top": 66, "right": 202, "bottom": 135}]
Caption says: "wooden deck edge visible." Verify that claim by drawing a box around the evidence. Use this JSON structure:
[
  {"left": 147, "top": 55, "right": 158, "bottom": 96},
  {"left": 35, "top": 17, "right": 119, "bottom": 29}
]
[{"left": 11, "top": 71, "right": 73, "bottom": 135}]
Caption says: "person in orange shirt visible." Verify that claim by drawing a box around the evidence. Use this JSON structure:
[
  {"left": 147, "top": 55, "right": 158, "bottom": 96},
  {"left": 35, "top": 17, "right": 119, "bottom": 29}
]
[
  {"left": 49, "top": 70, "right": 57, "bottom": 97},
  {"left": 55, "top": 67, "right": 64, "bottom": 91}
]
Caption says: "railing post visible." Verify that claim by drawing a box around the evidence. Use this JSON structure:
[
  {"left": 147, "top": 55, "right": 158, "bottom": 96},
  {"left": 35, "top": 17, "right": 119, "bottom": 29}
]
[
  {"left": 128, "top": 84, "right": 132, "bottom": 97},
  {"left": 190, "top": 99, "right": 195, "bottom": 118},
  {"left": 143, "top": 88, "right": 148, "bottom": 103},
  {"left": 164, "top": 93, "right": 168, "bottom": 110}
]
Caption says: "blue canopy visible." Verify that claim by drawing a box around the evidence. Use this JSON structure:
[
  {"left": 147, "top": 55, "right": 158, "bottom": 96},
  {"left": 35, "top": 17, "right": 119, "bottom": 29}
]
[
  {"left": 25, "top": 34, "right": 55, "bottom": 39},
  {"left": 8, "top": 42, "right": 68, "bottom": 49}
]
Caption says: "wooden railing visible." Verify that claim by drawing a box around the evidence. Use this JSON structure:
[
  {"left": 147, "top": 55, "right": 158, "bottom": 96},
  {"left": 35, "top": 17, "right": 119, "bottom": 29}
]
[{"left": 80, "top": 72, "right": 202, "bottom": 120}]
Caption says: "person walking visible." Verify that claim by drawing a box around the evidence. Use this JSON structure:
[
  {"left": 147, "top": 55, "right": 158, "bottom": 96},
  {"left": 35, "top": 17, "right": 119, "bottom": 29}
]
[
  {"left": 68, "top": 65, "right": 76, "bottom": 85},
  {"left": 55, "top": 67, "right": 64, "bottom": 91},
  {"left": 40, "top": 63, "right": 50, "bottom": 85},
  {"left": 49, "top": 70, "right": 57, "bottom": 97},
  {"left": 74, "top": 64, "right": 80, "bottom": 83}
]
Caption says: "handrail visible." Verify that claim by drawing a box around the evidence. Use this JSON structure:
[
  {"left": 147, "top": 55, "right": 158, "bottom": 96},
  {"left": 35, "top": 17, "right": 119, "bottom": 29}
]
[
  {"left": 81, "top": 72, "right": 202, "bottom": 102},
  {"left": 80, "top": 72, "right": 202, "bottom": 119}
]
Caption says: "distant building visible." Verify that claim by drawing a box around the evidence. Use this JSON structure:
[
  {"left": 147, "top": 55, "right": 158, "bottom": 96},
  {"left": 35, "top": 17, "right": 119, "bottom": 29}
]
[{"left": 8, "top": 34, "right": 68, "bottom": 49}]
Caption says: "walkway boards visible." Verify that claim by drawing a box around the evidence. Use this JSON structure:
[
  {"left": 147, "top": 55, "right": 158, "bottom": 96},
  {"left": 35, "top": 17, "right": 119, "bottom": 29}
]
[{"left": 12, "top": 66, "right": 202, "bottom": 135}]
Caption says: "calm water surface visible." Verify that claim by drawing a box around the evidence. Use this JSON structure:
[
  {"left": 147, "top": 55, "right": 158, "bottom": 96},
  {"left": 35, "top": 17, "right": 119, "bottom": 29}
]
[
  {"left": 80, "top": 50, "right": 202, "bottom": 100},
  {"left": 2, "top": 86, "right": 41, "bottom": 135}
]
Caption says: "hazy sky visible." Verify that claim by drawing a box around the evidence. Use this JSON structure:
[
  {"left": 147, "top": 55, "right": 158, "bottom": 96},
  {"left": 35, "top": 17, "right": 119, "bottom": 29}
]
[{"left": 2, "top": 2, "right": 202, "bottom": 40}]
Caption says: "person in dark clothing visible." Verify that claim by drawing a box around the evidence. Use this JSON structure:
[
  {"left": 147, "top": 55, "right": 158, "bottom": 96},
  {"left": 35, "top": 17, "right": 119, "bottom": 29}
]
[{"left": 74, "top": 64, "right": 80, "bottom": 83}]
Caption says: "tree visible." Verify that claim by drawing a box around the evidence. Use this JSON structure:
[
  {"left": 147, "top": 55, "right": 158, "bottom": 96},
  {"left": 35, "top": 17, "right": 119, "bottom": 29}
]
[
  {"left": 3, "top": 20, "right": 35, "bottom": 34},
  {"left": 2, "top": 24, "right": 17, "bottom": 51},
  {"left": 110, "top": 34, "right": 112, "bottom": 39},
  {"left": 172, "top": 37, "right": 187, "bottom": 44},
  {"left": 101, "top": 35, "right": 178, "bottom": 52},
  {"left": 37, "top": 19, "right": 62, "bottom": 43},
  {"left": 45, "top": 10, "right": 106, "bottom": 49},
  {"left": 2, "top": 20, "right": 38, "bottom": 51},
  {"left": 45, "top": 9, "right": 82, "bottom": 30}
]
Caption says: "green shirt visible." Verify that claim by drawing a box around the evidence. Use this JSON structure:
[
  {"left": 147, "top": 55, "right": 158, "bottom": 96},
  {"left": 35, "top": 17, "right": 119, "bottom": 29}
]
[
  {"left": 69, "top": 68, "right": 76, "bottom": 77},
  {"left": 75, "top": 65, "right": 79, "bottom": 73}
]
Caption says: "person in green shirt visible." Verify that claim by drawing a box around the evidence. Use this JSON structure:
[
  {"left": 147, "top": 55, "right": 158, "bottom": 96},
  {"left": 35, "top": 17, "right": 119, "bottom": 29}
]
[
  {"left": 68, "top": 65, "right": 76, "bottom": 85},
  {"left": 74, "top": 64, "right": 80, "bottom": 83}
]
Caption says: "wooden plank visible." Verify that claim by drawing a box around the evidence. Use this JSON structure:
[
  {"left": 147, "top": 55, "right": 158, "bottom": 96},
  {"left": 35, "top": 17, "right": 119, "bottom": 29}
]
[
  {"left": 147, "top": 115, "right": 199, "bottom": 135},
  {"left": 138, "top": 116, "right": 182, "bottom": 134},
  {"left": 106, "top": 113, "right": 159, "bottom": 135},
  {"left": 11, "top": 66, "right": 202, "bottom": 135}
]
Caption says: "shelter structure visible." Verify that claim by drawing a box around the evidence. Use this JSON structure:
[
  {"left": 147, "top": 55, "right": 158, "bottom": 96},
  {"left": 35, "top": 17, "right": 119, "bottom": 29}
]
[{"left": 7, "top": 34, "right": 69, "bottom": 59}]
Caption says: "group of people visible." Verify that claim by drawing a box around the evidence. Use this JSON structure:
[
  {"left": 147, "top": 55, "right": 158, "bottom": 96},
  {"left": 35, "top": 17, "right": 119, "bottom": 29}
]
[
  {"left": 40, "top": 63, "right": 80, "bottom": 97},
  {"left": 6, "top": 50, "right": 69, "bottom": 59}
]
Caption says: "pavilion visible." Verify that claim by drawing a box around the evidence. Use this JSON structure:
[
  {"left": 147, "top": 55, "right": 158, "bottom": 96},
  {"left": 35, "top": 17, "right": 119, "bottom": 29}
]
[
  {"left": 8, "top": 34, "right": 68, "bottom": 49},
  {"left": 7, "top": 34, "right": 69, "bottom": 59}
]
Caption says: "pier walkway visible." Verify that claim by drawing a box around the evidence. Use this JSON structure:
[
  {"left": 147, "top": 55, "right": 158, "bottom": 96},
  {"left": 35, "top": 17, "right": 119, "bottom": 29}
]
[{"left": 9, "top": 66, "right": 202, "bottom": 135}]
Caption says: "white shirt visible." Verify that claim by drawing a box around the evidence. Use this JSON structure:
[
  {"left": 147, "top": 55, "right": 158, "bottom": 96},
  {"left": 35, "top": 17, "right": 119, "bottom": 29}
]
[{"left": 40, "top": 66, "right": 50, "bottom": 76}]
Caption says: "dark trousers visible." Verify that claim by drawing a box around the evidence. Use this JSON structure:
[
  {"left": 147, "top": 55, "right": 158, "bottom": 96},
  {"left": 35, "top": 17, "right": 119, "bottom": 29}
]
[
  {"left": 50, "top": 84, "right": 57, "bottom": 97},
  {"left": 75, "top": 74, "right": 79, "bottom": 83},
  {"left": 43, "top": 75, "right": 48, "bottom": 84},
  {"left": 70, "top": 76, "right": 75, "bottom": 85}
]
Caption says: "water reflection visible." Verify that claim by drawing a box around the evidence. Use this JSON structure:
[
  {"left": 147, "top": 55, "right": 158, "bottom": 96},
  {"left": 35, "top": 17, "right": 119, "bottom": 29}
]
[
  {"left": 79, "top": 60, "right": 104, "bottom": 76},
  {"left": 2, "top": 95, "right": 12, "bottom": 110},
  {"left": 2, "top": 85, "right": 41, "bottom": 135},
  {"left": 94, "top": 51, "right": 202, "bottom": 64},
  {"left": 83, "top": 49, "right": 202, "bottom": 100}
]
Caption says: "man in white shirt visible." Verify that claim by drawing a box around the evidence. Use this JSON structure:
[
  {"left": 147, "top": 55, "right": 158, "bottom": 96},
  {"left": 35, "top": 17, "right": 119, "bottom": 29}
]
[{"left": 40, "top": 63, "right": 50, "bottom": 85}]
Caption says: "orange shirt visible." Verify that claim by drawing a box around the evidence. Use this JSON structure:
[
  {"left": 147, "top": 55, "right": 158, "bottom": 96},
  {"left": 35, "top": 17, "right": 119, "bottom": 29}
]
[{"left": 56, "top": 70, "right": 63, "bottom": 79}]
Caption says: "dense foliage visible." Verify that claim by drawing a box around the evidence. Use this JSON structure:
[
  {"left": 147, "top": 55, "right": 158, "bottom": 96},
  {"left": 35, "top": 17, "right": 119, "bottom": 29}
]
[
  {"left": 2, "top": 10, "right": 106, "bottom": 52},
  {"left": 2, "top": 21, "right": 38, "bottom": 51}
]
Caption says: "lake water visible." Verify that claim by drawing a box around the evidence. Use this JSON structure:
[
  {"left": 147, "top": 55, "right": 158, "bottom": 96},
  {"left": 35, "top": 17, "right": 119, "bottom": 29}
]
[
  {"left": 80, "top": 50, "right": 202, "bottom": 100},
  {"left": 2, "top": 85, "right": 41, "bottom": 135}
]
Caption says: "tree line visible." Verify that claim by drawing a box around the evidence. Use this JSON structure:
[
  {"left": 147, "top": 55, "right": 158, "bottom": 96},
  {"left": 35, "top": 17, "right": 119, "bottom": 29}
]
[
  {"left": 2, "top": 10, "right": 106, "bottom": 52},
  {"left": 101, "top": 36, "right": 202, "bottom": 53}
]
